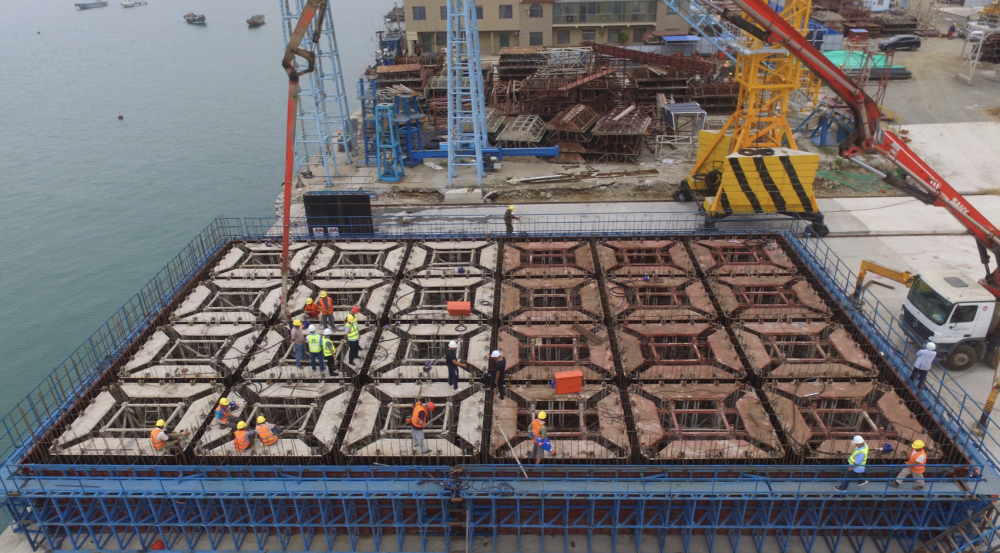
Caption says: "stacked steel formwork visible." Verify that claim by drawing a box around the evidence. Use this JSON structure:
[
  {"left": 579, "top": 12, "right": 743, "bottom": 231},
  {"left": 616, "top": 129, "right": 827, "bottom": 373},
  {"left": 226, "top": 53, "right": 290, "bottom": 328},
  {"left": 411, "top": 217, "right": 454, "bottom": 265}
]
[{"left": 3, "top": 215, "right": 1000, "bottom": 553}]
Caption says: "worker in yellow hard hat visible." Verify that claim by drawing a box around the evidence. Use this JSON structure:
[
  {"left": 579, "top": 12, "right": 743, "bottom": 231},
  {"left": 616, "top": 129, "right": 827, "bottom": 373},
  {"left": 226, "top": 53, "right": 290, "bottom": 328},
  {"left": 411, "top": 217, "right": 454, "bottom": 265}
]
[
  {"left": 303, "top": 297, "right": 320, "bottom": 320},
  {"left": 317, "top": 291, "right": 335, "bottom": 329},
  {"left": 255, "top": 415, "right": 279, "bottom": 446},
  {"left": 150, "top": 418, "right": 189, "bottom": 454},
  {"left": 529, "top": 411, "right": 552, "bottom": 464},
  {"left": 290, "top": 319, "right": 306, "bottom": 368},
  {"left": 233, "top": 420, "right": 256, "bottom": 452},
  {"left": 344, "top": 314, "right": 360, "bottom": 366},
  {"left": 214, "top": 397, "right": 240, "bottom": 429},
  {"left": 504, "top": 205, "right": 519, "bottom": 236},
  {"left": 889, "top": 439, "right": 927, "bottom": 490}
]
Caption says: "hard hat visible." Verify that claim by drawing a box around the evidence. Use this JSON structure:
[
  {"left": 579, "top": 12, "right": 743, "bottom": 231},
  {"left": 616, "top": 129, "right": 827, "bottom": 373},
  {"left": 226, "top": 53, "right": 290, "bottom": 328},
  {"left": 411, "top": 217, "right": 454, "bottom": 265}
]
[
  {"left": 156, "top": 419, "right": 165, "bottom": 427},
  {"left": 352, "top": 306, "right": 360, "bottom": 314},
  {"left": 912, "top": 439, "right": 925, "bottom": 449},
  {"left": 537, "top": 411, "right": 547, "bottom": 420},
  {"left": 449, "top": 341, "right": 458, "bottom": 348},
  {"left": 426, "top": 401, "right": 436, "bottom": 411},
  {"left": 257, "top": 416, "right": 266, "bottom": 424},
  {"left": 347, "top": 315, "right": 356, "bottom": 322},
  {"left": 219, "top": 398, "right": 229, "bottom": 406},
  {"left": 237, "top": 421, "right": 247, "bottom": 429},
  {"left": 491, "top": 350, "right": 501, "bottom": 358},
  {"left": 324, "top": 328, "right": 333, "bottom": 335},
  {"left": 293, "top": 319, "right": 302, "bottom": 326},
  {"left": 926, "top": 342, "right": 936, "bottom": 351},
  {"left": 319, "top": 291, "right": 328, "bottom": 298},
  {"left": 309, "top": 326, "right": 317, "bottom": 333},
  {"left": 508, "top": 205, "right": 515, "bottom": 211},
  {"left": 306, "top": 298, "right": 314, "bottom": 304},
  {"left": 853, "top": 435, "right": 865, "bottom": 445}
]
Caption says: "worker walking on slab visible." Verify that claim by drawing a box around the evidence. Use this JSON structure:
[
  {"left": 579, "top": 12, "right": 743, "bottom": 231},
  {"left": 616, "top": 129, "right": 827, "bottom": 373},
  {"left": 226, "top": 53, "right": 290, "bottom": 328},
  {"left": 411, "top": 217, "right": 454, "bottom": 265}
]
[
  {"left": 255, "top": 416, "right": 280, "bottom": 446},
  {"left": 911, "top": 342, "right": 937, "bottom": 392},
  {"left": 233, "top": 421, "right": 257, "bottom": 452},
  {"left": 410, "top": 400, "right": 435, "bottom": 454},
  {"left": 530, "top": 411, "right": 553, "bottom": 464},
  {"left": 303, "top": 297, "right": 321, "bottom": 321},
  {"left": 445, "top": 341, "right": 467, "bottom": 390},
  {"left": 306, "top": 326, "right": 324, "bottom": 372},
  {"left": 322, "top": 328, "right": 338, "bottom": 376},
  {"left": 316, "top": 291, "right": 335, "bottom": 329},
  {"left": 344, "top": 314, "right": 360, "bottom": 366},
  {"left": 290, "top": 319, "right": 306, "bottom": 368},
  {"left": 214, "top": 397, "right": 240, "bottom": 430},
  {"left": 489, "top": 350, "right": 508, "bottom": 401},
  {"left": 889, "top": 440, "right": 927, "bottom": 490},
  {"left": 150, "top": 419, "right": 189, "bottom": 454},
  {"left": 504, "top": 206, "right": 519, "bottom": 235},
  {"left": 834, "top": 435, "right": 869, "bottom": 491}
]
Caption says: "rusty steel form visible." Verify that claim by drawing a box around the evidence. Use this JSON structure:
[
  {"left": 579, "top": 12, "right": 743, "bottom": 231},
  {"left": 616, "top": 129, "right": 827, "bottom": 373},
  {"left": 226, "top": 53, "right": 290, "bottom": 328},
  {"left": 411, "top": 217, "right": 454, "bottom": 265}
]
[
  {"left": 494, "top": 115, "right": 547, "bottom": 148},
  {"left": 488, "top": 79, "right": 520, "bottom": 116},
  {"left": 630, "top": 67, "right": 691, "bottom": 110},
  {"left": 691, "top": 238, "right": 799, "bottom": 277},
  {"left": 497, "top": 47, "right": 547, "bottom": 80},
  {"left": 709, "top": 275, "right": 831, "bottom": 321},
  {"left": 500, "top": 277, "right": 609, "bottom": 323},
  {"left": 618, "top": 323, "right": 743, "bottom": 381},
  {"left": 503, "top": 240, "right": 599, "bottom": 278},
  {"left": 735, "top": 321, "right": 877, "bottom": 380},
  {"left": 629, "top": 383, "right": 783, "bottom": 461},
  {"left": 687, "top": 82, "right": 741, "bottom": 114},
  {"left": 544, "top": 104, "right": 601, "bottom": 141},
  {"left": 587, "top": 105, "right": 652, "bottom": 163},
  {"left": 500, "top": 323, "right": 617, "bottom": 383},
  {"left": 582, "top": 40, "right": 718, "bottom": 75},
  {"left": 374, "top": 63, "right": 424, "bottom": 90}
]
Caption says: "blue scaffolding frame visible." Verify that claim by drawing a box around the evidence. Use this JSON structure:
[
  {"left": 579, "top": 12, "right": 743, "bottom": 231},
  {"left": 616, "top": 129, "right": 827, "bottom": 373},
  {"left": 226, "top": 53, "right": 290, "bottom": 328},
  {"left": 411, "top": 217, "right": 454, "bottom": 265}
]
[
  {"left": 445, "top": 0, "right": 488, "bottom": 186},
  {"left": 4, "top": 213, "right": 1000, "bottom": 552},
  {"left": 375, "top": 103, "right": 405, "bottom": 182}
]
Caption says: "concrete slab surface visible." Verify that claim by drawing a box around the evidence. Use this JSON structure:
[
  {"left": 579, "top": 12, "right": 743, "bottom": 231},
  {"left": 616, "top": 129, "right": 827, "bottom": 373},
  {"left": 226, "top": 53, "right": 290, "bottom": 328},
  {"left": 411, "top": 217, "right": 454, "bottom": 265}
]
[{"left": 900, "top": 122, "right": 1000, "bottom": 194}]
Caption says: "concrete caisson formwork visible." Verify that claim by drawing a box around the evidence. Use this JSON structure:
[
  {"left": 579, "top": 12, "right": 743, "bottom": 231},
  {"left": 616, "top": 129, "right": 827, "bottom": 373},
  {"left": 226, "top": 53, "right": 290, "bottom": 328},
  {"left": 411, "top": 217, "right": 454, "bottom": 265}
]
[
  {"left": 500, "top": 277, "right": 611, "bottom": 323},
  {"left": 617, "top": 322, "right": 745, "bottom": 382},
  {"left": 690, "top": 238, "right": 797, "bottom": 277},
  {"left": 371, "top": 323, "right": 492, "bottom": 381},
  {"left": 119, "top": 323, "right": 262, "bottom": 380},
  {"left": 503, "top": 240, "right": 609, "bottom": 278},
  {"left": 736, "top": 321, "right": 876, "bottom": 380},
  {"left": 500, "top": 323, "right": 617, "bottom": 383},
  {"left": 212, "top": 242, "right": 316, "bottom": 279}
]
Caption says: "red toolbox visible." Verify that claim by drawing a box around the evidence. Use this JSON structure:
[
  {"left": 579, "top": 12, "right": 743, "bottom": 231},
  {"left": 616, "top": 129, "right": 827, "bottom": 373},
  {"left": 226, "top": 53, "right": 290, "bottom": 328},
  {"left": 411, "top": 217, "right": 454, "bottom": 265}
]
[
  {"left": 553, "top": 370, "right": 583, "bottom": 394},
  {"left": 447, "top": 301, "right": 472, "bottom": 316}
]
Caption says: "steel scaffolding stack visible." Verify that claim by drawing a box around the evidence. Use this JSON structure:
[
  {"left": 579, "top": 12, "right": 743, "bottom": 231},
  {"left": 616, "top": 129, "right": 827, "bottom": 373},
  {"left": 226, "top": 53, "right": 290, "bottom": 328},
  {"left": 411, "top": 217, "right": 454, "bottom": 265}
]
[{"left": 444, "top": 0, "right": 488, "bottom": 186}]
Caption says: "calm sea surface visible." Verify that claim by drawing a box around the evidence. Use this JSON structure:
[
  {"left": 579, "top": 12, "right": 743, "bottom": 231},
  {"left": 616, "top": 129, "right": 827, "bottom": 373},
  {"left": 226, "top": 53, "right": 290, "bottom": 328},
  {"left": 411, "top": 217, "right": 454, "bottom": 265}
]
[{"left": 0, "top": 0, "right": 392, "bottom": 422}]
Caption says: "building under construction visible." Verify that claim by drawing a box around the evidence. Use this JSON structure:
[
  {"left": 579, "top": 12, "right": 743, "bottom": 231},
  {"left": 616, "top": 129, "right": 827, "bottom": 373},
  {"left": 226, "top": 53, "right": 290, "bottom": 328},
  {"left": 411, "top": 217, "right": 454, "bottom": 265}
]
[{"left": 2, "top": 213, "right": 1000, "bottom": 552}]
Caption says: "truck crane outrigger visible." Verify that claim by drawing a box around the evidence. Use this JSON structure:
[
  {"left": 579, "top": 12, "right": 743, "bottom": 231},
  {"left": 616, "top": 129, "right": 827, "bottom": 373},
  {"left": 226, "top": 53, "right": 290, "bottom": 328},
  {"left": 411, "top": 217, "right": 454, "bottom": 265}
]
[{"left": 701, "top": 0, "right": 1000, "bottom": 370}]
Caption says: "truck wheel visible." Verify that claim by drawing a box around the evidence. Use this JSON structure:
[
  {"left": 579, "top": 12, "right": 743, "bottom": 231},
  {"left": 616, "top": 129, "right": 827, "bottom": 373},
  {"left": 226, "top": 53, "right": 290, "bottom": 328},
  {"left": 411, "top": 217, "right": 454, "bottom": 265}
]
[
  {"left": 944, "top": 346, "right": 979, "bottom": 371},
  {"left": 673, "top": 187, "right": 693, "bottom": 202}
]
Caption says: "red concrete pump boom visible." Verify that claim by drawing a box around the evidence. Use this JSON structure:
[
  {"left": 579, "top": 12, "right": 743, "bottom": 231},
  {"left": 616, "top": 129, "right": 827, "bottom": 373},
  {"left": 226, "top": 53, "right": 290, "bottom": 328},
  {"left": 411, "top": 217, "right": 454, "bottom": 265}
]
[{"left": 711, "top": 0, "right": 1000, "bottom": 297}]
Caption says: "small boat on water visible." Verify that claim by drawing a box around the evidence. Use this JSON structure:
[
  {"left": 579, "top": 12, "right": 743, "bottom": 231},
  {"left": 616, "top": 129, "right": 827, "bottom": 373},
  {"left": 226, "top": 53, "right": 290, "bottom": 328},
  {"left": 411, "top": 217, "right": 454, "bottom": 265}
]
[
  {"left": 122, "top": 0, "right": 147, "bottom": 6},
  {"left": 247, "top": 14, "right": 265, "bottom": 27},
  {"left": 75, "top": 1, "right": 108, "bottom": 9},
  {"left": 184, "top": 12, "right": 206, "bottom": 24}
]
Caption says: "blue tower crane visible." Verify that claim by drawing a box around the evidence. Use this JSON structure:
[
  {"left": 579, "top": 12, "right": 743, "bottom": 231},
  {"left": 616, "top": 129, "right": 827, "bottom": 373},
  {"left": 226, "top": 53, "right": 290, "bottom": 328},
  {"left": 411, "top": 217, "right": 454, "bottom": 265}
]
[
  {"left": 445, "top": 0, "right": 489, "bottom": 186},
  {"left": 375, "top": 103, "right": 405, "bottom": 182}
]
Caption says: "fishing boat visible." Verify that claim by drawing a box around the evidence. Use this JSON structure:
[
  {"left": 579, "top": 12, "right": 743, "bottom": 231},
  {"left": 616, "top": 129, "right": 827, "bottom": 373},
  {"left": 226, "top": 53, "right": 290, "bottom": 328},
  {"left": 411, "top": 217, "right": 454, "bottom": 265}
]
[
  {"left": 184, "top": 12, "right": 206, "bottom": 24},
  {"left": 121, "top": 0, "right": 147, "bottom": 6},
  {"left": 75, "top": 1, "right": 108, "bottom": 9},
  {"left": 247, "top": 14, "right": 265, "bottom": 27}
]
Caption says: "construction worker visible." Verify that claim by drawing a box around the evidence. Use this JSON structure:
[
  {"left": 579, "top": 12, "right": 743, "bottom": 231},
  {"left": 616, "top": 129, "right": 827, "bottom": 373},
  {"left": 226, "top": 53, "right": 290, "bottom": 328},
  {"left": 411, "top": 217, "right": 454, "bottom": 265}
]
[
  {"left": 150, "top": 419, "right": 189, "bottom": 454},
  {"left": 445, "top": 340, "right": 468, "bottom": 390},
  {"left": 322, "top": 328, "right": 338, "bottom": 376},
  {"left": 948, "top": 23, "right": 957, "bottom": 39},
  {"left": 316, "top": 291, "right": 335, "bottom": 329},
  {"left": 490, "top": 350, "right": 508, "bottom": 401},
  {"left": 290, "top": 319, "right": 306, "bottom": 368},
  {"left": 303, "top": 298, "right": 321, "bottom": 321},
  {"left": 504, "top": 205, "right": 519, "bottom": 236},
  {"left": 911, "top": 342, "right": 937, "bottom": 392},
  {"left": 889, "top": 440, "right": 927, "bottom": 490},
  {"left": 306, "top": 326, "right": 323, "bottom": 372},
  {"left": 214, "top": 397, "right": 239, "bottom": 429},
  {"left": 834, "top": 435, "right": 869, "bottom": 491},
  {"left": 233, "top": 421, "right": 257, "bottom": 452},
  {"left": 529, "top": 411, "right": 553, "bottom": 464},
  {"left": 344, "top": 314, "right": 360, "bottom": 366},
  {"left": 255, "top": 415, "right": 280, "bottom": 446},
  {"left": 410, "top": 400, "right": 435, "bottom": 454}
]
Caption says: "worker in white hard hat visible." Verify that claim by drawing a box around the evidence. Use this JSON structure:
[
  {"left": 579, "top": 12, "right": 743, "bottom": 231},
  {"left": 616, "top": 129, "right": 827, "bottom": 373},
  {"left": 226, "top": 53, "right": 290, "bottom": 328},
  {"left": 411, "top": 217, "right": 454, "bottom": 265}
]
[
  {"left": 150, "top": 419, "right": 189, "bottom": 454},
  {"left": 504, "top": 205, "right": 519, "bottom": 236},
  {"left": 911, "top": 342, "right": 937, "bottom": 392},
  {"left": 834, "top": 435, "right": 869, "bottom": 491},
  {"left": 488, "top": 350, "right": 508, "bottom": 401},
  {"left": 445, "top": 340, "right": 468, "bottom": 391}
]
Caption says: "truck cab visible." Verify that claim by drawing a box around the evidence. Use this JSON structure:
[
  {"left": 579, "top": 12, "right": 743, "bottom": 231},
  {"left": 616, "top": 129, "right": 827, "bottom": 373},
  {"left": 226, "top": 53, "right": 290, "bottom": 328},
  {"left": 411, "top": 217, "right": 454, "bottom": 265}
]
[{"left": 900, "top": 270, "right": 998, "bottom": 370}]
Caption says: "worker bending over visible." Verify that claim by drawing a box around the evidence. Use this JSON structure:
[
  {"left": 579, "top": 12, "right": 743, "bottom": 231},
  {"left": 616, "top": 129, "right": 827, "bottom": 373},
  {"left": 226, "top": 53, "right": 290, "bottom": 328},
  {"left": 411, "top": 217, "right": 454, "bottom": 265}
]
[
  {"left": 316, "top": 291, "right": 335, "bottom": 329},
  {"left": 344, "top": 314, "right": 360, "bottom": 366},
  {"left": 889, "top": 440, "right": 927, "bottom": 490},
  {"left": 233, "top": 420, "right": 257, "bottom": 452},
  {"left": 255, "top": 416, "right": 280, "bottom": 446},
  {"left": 834, "top": 435, "right": 869, "bottom": 491},
  {"left": 303, "top": 297, "right": 320, "bottom": 320},
  {"left": 410, "top": 400, "right": 435, "bottom": 454},
  {"left": 322, "top": 328, "right": 338, "bottom": 376},
  {"left": 529, "top": 411, "right": 553, "bottom": 464},
  {"left": 214, "top": 397, "right": 239, "bottom": 430},
  {"left": 150, "top": 419, "right": 189, "bottom": 454}
]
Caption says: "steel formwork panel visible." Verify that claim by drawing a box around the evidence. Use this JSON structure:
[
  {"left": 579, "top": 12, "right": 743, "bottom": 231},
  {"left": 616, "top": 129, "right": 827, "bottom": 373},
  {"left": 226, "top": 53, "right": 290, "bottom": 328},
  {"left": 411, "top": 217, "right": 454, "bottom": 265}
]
[
  {"left": 370, "top": 323, "right": 491, "bottom": 381},
  {"left": 735, "top": 321, "right": 876, "bottom": 380},
  {"left": 617, "top": 323, "right": 744, "bottom": 381},
  {"left": 502, "top": 324, "right": 616, "bottom": 383},
  {"left": 212, "top": 243, "right": 315, "bottom": 279},
  {"left": 240, "top": 326, "right": 353, "bottom": 380},
  {"left": 709, "top": 275, "right": 832, "bottom": 321},
  {"left": 119, "top": 324, "right": 261, "bottom": 380},
  {"left": 307, "top": 242, "right": 406, "bottom": 279},
  {"left": 503, "top": 241, "right": 607, "bottom": 278},
  {"left": 171, "top": 278, "right": 307, "bottom": 325},
  {"left": 391, "top": 276, "right": 494, "bottom": 321},
  {"left": 610, "top": 276, "right": 717, "bottom": 323},
  {"left": 299, "top": 277, "right": 393, "bottom": 326},
  {"left": 404, "top": 241, "right": 497, "bottom": 277},
  {"left": 691, "top": 238, "right": 797, "bottom": 277},
  {"left": 601, "top": 239, "right": 696, "bottom": 278},
  {"left": 500, "top": 277, "right": 611, "bottom": 323}
]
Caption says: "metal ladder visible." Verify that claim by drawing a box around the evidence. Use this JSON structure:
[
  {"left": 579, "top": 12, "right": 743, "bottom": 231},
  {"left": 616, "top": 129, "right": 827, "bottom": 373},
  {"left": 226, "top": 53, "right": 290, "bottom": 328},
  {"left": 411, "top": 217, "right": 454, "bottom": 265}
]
[{"left": 916, "top": 505, "right": 1000, "bottom": 553}]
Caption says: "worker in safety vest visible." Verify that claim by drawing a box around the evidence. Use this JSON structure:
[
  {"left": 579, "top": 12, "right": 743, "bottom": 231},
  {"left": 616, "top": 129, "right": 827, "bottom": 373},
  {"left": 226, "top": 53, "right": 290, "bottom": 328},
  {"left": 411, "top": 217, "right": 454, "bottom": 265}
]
[
  {"left": 233, "top": 421, "right": 257, "bottom": 452},
  {"left": 150, "top": 419, "right": 189, "bottom": 454},
  {"left": 303, "top": 298, "right": 321, "bottom": 321},
  {"left": 214, "top": 397, "right": 239, "bottom": 429},
  {"left": 834, "top": 435, "right": 869, "bottom": 491},
  {"left": 306, "top": 326, "right": 323, "bottom": 372},
  {"left": 316, "top": 291, "right": 335, "bottom": 329},
  {"left": 889, "top": 440, "right": 927, "bottom": 490},
  {"left": 410, "top": 401, "right": 435, "bottom": 454},
  {"left": 290, "top": 319, "right": 306, "bottom": 368},
  {"left": 322, "top": 328, "right": 338, "bottom": 376},
  {"left": 255, "top": 416, "right": 280, "bottom": 446},
  {"left": 344, "top": 314, "right": 360, "bottom": 366},
  {"left": 529, "top": 411, "right": 553, "bottom": 464}
]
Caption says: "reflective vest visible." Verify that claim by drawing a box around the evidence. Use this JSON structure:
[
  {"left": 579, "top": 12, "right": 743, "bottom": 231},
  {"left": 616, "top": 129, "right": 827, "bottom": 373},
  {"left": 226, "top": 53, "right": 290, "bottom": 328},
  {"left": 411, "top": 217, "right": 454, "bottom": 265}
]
[
  {"left": 908, "top": 449, "right": 927, "bottom": 474},
  {"left": 234, "top": 430, "right": 250, "bottom": 451},
  {"left": 303, "top": 302, "right": 320, "bottom": 318},
  {"left": 307, "top": 333, "right": 323, "bottom": 353},
  {"left": 215, "top": 405, "right": 231, "bottom": 425},
  {"left": 849, "top": 443, "right": 869, "bottom": 471},
  {"left": 150, "top": 428, "right": 165, "bottom": 451},
  {"left": 531, "top": 420, "right": 545, "bottom": 445},
  {"left": 257, "top": 424, "right": 278, "bottom": 446},
  {"left": 322, "top": 337, "right": 336, "bottom": 357},
  {"left": 317, "top": 296, "right": 334, "bottom": 315},
  {"left": 411, "top": 403, "right": 429, "bottom": 428},
  {"left": 345, "top": 321, "right": 359, "bottom": 341}
]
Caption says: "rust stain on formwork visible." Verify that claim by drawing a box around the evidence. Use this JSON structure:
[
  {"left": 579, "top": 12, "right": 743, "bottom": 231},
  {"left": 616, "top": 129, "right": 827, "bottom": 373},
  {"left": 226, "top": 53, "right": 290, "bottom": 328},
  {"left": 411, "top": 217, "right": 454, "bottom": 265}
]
[
  {"left": 611, "top": 277, "right": 716, "bottom": 322},
  {"left": 691, "top": 239, "right": 797, "bottom": 276},
  {"left": 878, "top": 390, "right": 934, "bottom": 448},
  {"left": 711, "top": 276, "right": 831, "bottom": 321},
  {"left": 618, "top": 323, "right": 743, "bottom": 380}
]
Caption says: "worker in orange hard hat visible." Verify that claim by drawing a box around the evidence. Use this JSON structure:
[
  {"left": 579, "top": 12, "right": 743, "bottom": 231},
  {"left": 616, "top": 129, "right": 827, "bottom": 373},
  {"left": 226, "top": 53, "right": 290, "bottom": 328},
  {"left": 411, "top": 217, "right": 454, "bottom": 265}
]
[
  {"left": 504, "top": 205, "right": 519, "bottom": 236},
  {"left": 410, "top": 400, "right": 436, "bottom": 454},
  {"left": 303, "top": 297, "right": 320, "bottom": 320}
]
